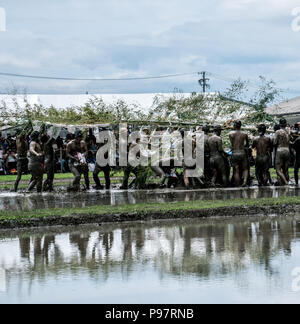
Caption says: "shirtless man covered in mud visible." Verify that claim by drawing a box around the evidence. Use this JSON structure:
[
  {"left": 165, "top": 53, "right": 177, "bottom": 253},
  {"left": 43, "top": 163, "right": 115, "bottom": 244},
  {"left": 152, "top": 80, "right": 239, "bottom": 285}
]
[
  {"left": 292, "top": 127, "right": 300, "bottom": 186},
  {"left": 67, "top": 130, "right": 89, "bottom": 191},
  {"left": 93, "top": 139, "right": 111, "bottom": 190},
  {"left": 120, "top": 138, "right": 141, "bottom": 190},
  {"left": 293, "top": 140, "right": 300, "bottom": 186},
  {"left": 14, "top": 128, "right": 31, "bottom": 192},
  {"left": 203, "top": 125, "right": 211, "bottom": 183},
  {"left": 229, "top": 120, "right": 249, "bottom": 187},
  {"left": 27, "top": 131, "right": 43, "bottom": 193},
  {"left": 208, "top": 125, "right": 228, "bottom": 187},
  {"left": 93, "top": 162, "right": 111, "bottom": 190},
  {"left": 274, "top": 119, "right": 290, "bottom": 185},
  {"left": 252, "top": 124, "right": 272, "bottom": 186},
  {"left": 41, "top": 134, "right": 55, "bottom": 192}
]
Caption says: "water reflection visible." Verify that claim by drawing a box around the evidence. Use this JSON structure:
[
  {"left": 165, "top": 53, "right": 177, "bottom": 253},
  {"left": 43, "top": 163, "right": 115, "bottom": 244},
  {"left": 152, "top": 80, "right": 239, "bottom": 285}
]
[
  {"left": 0, "top": 186, "right": 300, "bottom": 211},
  {"left": 1, "top": 216, "right": 300, "bottom": 303}
]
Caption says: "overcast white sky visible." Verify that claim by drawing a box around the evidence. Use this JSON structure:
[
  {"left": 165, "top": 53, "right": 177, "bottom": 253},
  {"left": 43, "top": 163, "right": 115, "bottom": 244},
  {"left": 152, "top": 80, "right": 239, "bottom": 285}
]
[{"left": 0, "top": 0, "right": 300, "bottom": 98}]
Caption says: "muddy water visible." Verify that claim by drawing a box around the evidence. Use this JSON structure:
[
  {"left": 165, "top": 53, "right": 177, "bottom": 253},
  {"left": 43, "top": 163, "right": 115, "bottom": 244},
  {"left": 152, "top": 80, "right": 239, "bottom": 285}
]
[
  {"left": 1, "top": 186, "right": 300, "bottom": 211},
  {"left": 1, "top": 215, "right": 300, "bottom": 304}
]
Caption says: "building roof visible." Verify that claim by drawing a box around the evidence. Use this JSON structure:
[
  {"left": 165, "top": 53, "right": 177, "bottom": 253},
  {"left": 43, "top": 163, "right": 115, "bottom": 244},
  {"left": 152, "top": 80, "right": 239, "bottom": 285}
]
[{"left": 267, "top": 96, "right": 300, "bottom": 116}]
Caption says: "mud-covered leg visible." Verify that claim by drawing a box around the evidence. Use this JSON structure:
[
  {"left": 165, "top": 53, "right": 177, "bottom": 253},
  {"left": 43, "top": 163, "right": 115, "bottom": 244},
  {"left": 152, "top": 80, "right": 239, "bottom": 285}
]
[
  {"left": 14, "top": 170, "right": 22, "bottom": 192},
  {"left": 36, "top": 175, "right": 43, "bottom": 193},
  {"left": 295, "top": 160, "right": 300, "bottom": 186},
  {"left": 233, "top": 165, "right": 240, "bottom": 187},
  {"left": 27, "top": 176, "right": 37, "bottom": 191},
  {"left": 120, "top": 167, "right": 131, "bottom": 189},
  {"left": 103, "top": 166, "right": 111, "bottom": 189},
  {"left": 70, "top": 164, "right": 81, "bottom": 191},
  {"left": 93, "top": 164, "right": 103, "bottom": 189},
  {"left": 276, "top": 163, "right": 288, "bottom": 185},
  {"left": 83, "top": 168, "right": 90, "bottom": 190}
]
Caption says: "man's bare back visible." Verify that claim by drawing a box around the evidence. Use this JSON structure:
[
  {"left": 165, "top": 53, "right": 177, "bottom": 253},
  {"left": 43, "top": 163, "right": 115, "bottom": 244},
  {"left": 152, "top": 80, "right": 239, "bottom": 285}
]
[
  {"left": 274, "top": 129, "right": 289, "bottom": 149},
  {"left": 253, "top": 135, "right": 272, "bottom": 156},
  {"left": 229, "top": 130, "right": 249, "bottom": 152},
  {"left": 229, "top": 121, "right": 249, "bottom": 187},
  {"left": 208, "top": 134, "right": 223, "bottom": 157},
  {"left": 16, "top": 135, "right": 28, "bottom": 158}
]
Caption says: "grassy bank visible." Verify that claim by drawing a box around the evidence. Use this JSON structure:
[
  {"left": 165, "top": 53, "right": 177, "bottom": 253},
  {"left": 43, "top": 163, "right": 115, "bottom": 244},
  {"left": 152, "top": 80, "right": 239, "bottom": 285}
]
[
  {"left": 0, "top": 171, "right": 125, "bottom": 190},
  {"left": 0, "top": 179, "right": 124, "bottom": 190},
  {"left": 0, "top": 168, "right": 296, "bottom": 184},
  {"left": 1, "top": 196, "right": 300, "bottom": 224},
  {"left": 0, "top": 171, "right": 124, "bottom": 183}
]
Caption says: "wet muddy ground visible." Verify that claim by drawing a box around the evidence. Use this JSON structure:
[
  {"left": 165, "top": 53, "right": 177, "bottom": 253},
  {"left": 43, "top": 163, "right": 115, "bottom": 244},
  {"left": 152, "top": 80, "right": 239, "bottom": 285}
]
[{"left": 0, "top": 186, "right": 300, "bottom": 211}]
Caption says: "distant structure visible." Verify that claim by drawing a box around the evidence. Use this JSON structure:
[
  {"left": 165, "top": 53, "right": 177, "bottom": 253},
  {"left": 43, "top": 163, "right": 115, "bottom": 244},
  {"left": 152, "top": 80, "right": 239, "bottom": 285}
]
[
  {"left": 0, "top": 92, "right": 254, "bottom": 134},
  {"left": 267, "top": 96, "right": 300, "bottom": 124},
  {"left": 0, "top": 93, "right": 194, "bottom": 112}
]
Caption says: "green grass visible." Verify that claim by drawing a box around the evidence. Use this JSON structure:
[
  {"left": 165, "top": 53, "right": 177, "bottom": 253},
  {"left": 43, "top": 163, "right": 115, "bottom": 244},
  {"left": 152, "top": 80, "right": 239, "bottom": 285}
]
[
  {"left": 0, "top": 173, "right": 74, "bottom": 182},
  {"left": 0, "top": 179, "right": 126, "bottom": 190},
  {"left": 0, "top": 168, "right": 297, "bottom": 184},
  {"left": 0, "top": 171, "right": 124, "bottom": 183},
  {"left": 269, "top": 168, "right": 295, "bottom": 179},
  {"left": 1, "top": 196, "right": 300, "bottom": 222}
]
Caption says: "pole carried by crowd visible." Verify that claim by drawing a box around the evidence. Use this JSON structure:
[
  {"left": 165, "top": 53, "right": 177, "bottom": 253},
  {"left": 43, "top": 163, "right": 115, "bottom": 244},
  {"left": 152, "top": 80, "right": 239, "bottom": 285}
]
[{"left": 1, "top": 117, "right": 300, "bottom": 193}]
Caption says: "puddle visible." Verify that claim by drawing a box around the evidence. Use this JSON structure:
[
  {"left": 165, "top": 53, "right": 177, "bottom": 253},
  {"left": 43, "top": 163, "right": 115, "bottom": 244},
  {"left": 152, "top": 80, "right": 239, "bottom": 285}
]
[
  {"left": 1, "top": 215, "right": 300, "bottom": 303},
  {"left": 0, "top": 186, "right": 299, "bottom": 211}
]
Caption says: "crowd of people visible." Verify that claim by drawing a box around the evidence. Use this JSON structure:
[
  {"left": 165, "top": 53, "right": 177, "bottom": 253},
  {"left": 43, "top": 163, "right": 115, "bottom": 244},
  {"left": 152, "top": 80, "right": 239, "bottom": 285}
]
[
  {"left": 0, "top": 117, "right": 299, "bottom": 193},
  {"left": 0, "top": 126, "right": 101, "bottom": 192},
  {"left": 203, "top": 118, "right": 300, "bottom": 188},
  {"left": 0, "top": 134, "right": 18, "bottom": 175}
]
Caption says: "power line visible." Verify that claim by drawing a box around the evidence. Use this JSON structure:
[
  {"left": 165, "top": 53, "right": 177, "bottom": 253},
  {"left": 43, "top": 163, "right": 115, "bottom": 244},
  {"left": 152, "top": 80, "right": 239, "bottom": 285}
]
[
  {"left": 0, "top": 71, "right": 198, "bottom": 82},
  {"left": 1, "top": 69, "right": 298, "bottom": 95}
]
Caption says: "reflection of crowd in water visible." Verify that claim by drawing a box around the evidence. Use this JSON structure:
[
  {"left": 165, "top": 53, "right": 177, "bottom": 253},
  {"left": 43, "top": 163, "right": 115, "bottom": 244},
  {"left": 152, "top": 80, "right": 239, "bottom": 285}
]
[
  {"left": 1, "top": 217, "right": 299, "bottom": 284},
  {"left": 2, "top": 118, "right": 300, "bottom": 194}
]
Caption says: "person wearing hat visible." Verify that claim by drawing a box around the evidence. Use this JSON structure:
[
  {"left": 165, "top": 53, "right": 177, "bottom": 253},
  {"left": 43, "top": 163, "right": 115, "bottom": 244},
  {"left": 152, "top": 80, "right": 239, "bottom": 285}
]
[
  {"left": 229, "top": 120, "right": 250, "bottom": 187},
  {"left": 208, "top": 125, "right": 229, "bottom": 187},
  {"left": 66, "top": 130, "right": 89, "bottom": 191},
  {"left": 27, "top": 131, "right": 43, "bottom": 193},
  {"left": 274, "top": 118, "right": 290, "bottom": 185},
  {"left": 252, "top": 124, "right": 273, "bottom": 186}
]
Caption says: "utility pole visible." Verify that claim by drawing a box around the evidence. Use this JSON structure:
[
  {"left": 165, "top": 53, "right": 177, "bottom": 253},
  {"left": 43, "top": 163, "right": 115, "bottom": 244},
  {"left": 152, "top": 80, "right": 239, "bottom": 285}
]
[{"left": 198, "top": 72, "right": 210, "bottom": 93}]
